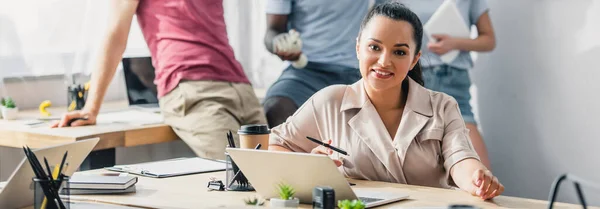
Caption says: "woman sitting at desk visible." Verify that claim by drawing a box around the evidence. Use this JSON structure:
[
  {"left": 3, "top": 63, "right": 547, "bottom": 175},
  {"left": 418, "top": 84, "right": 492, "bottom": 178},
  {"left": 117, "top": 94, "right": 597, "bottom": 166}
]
[{"left": 268, "top": 1, "right": 504, "bottom": 200}]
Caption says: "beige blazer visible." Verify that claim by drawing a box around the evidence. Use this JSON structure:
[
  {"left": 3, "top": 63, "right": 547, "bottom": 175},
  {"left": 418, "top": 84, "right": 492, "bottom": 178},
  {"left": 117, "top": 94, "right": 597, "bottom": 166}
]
[{"left": 269, "top": 78, "right": 480, "bottom": 189}]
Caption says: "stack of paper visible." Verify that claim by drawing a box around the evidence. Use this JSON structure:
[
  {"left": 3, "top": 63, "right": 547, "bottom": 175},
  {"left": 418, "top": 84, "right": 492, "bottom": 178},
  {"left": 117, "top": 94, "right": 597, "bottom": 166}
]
[
  {"left": 64, "top": 174, "right": 138, "bottom": 195},
  {"left": 96, "top": 109, "right": 164, "bottom": 126},
  {"left": 105, "top": 157, "right": 226, "bottom": 178}
]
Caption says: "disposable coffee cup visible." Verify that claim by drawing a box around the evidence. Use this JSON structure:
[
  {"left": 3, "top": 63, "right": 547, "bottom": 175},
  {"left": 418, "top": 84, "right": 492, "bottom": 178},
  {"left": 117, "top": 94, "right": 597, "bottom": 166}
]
[{"left": 238, "top": 124, "right": 270, "bottom": 150}]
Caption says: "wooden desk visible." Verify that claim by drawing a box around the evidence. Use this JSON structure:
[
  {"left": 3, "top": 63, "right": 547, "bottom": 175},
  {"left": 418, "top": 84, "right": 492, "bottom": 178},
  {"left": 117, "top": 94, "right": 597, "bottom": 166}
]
[
  {"left": 0, "top": 101, "right": 178, "bottom": 150},
  {"left": 0, "top": 101, "right": 178, "bottom": 169},
  {"left": 0, "top": 86, "right": 267, "bottom": 150},
  {"left": 69, "top": 170, "right": 588, "bottom": 209},
  {"left": 0, "top": 88, "right": 267, "bottom": 170}
]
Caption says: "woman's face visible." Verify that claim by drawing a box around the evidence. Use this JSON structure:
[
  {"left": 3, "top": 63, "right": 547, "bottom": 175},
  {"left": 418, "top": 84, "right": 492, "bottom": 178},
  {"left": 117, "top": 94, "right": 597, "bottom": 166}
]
[{"left": 356, "top": 15, "right": 421, "bottom": 93}]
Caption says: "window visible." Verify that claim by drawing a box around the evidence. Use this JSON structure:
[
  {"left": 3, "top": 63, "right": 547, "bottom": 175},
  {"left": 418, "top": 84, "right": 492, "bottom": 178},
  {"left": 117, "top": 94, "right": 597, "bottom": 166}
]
[{"left": 0, "top": 0, "right": 280, "bottom": 87}]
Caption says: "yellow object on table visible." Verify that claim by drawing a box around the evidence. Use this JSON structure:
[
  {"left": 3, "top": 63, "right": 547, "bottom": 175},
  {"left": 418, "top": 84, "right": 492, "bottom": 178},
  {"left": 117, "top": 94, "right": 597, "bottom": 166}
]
[{"left": 39, "top": 100, "right": 52, "bottom": 117}]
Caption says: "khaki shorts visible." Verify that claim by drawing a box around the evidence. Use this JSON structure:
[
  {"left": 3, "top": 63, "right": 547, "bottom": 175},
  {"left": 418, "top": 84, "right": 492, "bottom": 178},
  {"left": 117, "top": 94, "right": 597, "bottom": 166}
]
[{"left": 159, "top": 80, "right": 267, "bottom": 160}]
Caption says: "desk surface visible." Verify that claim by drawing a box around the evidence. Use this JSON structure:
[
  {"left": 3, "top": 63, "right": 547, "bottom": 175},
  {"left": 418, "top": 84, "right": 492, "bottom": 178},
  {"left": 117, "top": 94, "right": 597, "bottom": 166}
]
[
  {"left": 0, "top": 88, "right": 267, "bottom": 151},
  {"left": 0, "top": 101, "right": 178, "bottom": 151},
  {"left": 69, "top": 169, "right": 588, "bottom": 209}
]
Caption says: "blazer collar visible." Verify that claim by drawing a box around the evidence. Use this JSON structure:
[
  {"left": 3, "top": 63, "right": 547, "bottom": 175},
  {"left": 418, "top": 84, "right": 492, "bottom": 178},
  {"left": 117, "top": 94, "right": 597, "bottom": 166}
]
[
  {"left": 343, "top": 78, "right": 434, "bottom": 182},
  {"left": 341, "top": 78, "right": 433, "bottom": 117}
]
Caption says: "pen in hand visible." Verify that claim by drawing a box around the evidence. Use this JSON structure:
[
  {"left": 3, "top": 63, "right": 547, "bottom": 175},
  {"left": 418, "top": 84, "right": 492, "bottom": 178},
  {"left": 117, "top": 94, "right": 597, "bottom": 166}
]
[{"left": 306, "top": 136, "right": 348, "bottom": 156}]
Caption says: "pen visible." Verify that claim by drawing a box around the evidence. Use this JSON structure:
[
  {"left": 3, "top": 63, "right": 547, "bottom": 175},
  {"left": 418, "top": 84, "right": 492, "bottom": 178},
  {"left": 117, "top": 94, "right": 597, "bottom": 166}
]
[
  {"left": 227, "top": 131, "right": 236, "bottom": 148},
  {"left": 305, "top": 136, "right": 348, "bottom": 156},
  {"left": 57, "top": 151, "right": 68, "bottom": 180}
]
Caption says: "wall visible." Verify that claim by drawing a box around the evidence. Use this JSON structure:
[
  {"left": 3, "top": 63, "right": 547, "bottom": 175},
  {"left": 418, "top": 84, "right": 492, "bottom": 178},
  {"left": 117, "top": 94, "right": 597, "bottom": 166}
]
[{"left": 472, "top": 0, "right": 600, "bottom": 205}]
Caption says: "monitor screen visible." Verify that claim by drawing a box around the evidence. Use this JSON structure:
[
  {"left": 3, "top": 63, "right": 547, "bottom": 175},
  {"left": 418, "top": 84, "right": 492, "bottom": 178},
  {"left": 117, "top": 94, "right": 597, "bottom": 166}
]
[{"left": 122, "top": 57, "right": 158, "bottom": 105}]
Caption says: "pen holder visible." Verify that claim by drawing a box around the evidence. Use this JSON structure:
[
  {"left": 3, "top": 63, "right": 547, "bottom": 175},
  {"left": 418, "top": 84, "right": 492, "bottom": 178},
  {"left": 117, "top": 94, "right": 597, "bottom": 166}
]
[
  {"left": 33, "top": 177, "right": 70, "bottom": 209},
  {"left": 225, "top": 153, "right": 254, "bottom": 191},
  {"left": 67, "top": 85, "right": 86, "bottom": 111}
]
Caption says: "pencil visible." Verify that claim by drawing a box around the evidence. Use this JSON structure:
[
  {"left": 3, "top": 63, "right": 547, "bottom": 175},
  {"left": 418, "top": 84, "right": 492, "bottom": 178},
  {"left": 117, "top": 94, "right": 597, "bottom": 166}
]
[{"left": 305, "top": 137, "right": 348, "bottom": 156}]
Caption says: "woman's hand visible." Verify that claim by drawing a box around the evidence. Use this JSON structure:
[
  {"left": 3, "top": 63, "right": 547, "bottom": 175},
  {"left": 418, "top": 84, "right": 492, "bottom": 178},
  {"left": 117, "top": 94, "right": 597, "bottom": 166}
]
[
  {"left": 427, "top": 34, "right": 458, "bottom": 55},
  {"left": 310, "top": 140, "right": 343, "bottom": 167},
  {"left": 470, "top": 169, "right": 504, "bottom": 200}
]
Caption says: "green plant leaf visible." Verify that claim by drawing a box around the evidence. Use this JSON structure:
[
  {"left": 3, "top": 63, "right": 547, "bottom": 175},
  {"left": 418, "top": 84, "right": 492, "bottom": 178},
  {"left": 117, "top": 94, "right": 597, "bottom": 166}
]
[
  {"left": 3, "top": 97, "right": 15, "bottom": 108},
  {"left": 276, "top": 182, "right": 295, "bottom": 200},
  {"left": 338, "top": 199, "right": 364, "bottom": 209},
  {"left": 244, "top": 196, "right": 264, "bottom": 206}
]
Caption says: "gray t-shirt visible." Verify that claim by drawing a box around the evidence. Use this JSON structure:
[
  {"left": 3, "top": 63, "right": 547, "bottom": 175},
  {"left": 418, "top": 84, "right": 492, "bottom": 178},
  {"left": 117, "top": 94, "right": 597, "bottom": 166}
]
[
  {"left": 266, "top": 0, "right": 374, "bottom": 69},
  {"left": 399, "top": 0, "right": 489, "bottom": 70}
]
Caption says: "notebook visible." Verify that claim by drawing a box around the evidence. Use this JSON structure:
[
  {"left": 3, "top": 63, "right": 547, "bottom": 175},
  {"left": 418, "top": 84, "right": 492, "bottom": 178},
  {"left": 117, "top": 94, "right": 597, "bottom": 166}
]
[
  {"left": 65, "top": 185, "right": 137, "bottom": 195},
  {"left": 105, "top": 157, "right": 226, "bottom": 178},
  {"left": 68, "top": 175, "right": 138, "bottom": 190},
  {"left": 423, "top": 0, "right": 470, "bottom": 63}
]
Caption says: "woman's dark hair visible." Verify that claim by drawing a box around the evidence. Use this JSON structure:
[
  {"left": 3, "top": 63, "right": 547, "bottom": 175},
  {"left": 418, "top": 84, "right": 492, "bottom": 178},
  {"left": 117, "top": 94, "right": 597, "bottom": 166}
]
[{"left": 358, "top": 1, "right": 424, "bottom": 86}]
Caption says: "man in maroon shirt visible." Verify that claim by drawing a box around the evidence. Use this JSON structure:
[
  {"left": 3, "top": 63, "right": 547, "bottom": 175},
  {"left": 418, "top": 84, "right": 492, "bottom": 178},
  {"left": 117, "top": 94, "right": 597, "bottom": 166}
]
[{"left": 51, "top": 0, "right": 266, "bottom": 160}]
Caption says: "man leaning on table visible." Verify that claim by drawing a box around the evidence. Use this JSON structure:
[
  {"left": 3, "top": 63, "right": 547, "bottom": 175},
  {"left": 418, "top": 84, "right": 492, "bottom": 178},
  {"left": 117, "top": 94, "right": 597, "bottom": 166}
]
[{"left": 51, "top": 0, "right": 266, "bottom": 160}]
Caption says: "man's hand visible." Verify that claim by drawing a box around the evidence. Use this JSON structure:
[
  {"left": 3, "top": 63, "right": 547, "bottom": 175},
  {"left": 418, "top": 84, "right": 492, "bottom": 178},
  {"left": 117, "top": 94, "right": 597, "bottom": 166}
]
[
  {"left": 273, "top": 30, "right": 303, "bottom": 61},
  {"left": 50, "top": 109, "right": 97, "bottom": 128}
]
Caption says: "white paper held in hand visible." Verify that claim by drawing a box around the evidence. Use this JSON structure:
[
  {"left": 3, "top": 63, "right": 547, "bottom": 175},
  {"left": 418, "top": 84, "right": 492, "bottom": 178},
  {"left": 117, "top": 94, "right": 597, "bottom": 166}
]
[
  {"left": 423, "top": 0, "right": 470, "bottom": 63},
  {"left": 273, "top": 29, "right": 308, "bottom": 69}
]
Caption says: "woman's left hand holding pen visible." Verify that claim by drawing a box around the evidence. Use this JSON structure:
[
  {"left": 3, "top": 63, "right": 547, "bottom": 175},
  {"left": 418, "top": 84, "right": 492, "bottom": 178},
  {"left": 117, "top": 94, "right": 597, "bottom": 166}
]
[{"left": 310, "top": 140, "right": 343, "bottom": 167}]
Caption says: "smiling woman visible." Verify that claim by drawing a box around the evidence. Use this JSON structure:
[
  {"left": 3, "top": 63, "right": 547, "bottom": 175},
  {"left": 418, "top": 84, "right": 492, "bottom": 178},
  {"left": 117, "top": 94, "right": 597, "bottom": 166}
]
[{"left": 268, "top": 1, "right": 504, "bottom": 201}]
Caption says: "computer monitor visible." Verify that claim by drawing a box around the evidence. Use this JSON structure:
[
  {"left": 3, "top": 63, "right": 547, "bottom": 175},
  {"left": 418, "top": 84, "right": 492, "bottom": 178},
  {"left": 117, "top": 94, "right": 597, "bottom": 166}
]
[{"left": 122, "top": 57, "right": 159, "bottom": 107}]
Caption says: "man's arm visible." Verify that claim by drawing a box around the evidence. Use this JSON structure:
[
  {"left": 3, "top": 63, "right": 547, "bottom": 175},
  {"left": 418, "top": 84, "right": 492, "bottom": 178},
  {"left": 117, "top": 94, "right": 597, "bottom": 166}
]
[
  {"left": 264, "top": 14, "right": 301, "bottom": 61},
  {"left": 51, "top": 0, "right": 139, "bottom": 127}
]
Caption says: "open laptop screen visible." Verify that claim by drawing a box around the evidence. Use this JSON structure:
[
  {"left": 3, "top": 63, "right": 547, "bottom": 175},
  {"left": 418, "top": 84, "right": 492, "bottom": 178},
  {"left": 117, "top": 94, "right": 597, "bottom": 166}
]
[{"left": 122, "top": 56, "right": 158, "bottom": 105}]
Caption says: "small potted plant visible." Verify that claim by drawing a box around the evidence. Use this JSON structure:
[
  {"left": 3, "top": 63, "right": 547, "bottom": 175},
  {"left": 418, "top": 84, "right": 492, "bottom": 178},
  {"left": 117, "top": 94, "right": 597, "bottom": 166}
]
[
  {"left": 0, "top": 97, "right": 4, "bottom": 119},
  {"left": 338, "top": 199, "right": 366, "bottom": 209},
  {"left": 270, "top": 183, "right": 299, "bottom": 208},
  {"left": 244, "top": 196, "right": 265, "bottom": 206},
  {"left": 1, "top": 97, "right": 18, "bottom": 120}
]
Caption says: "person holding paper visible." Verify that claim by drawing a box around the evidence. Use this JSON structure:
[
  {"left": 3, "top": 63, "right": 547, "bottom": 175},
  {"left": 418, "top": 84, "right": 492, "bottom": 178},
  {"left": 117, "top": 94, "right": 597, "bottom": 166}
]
[
  {"left": 50, "top": 0, "right": 266, "bottom": 160},
  {"left": 263, "top": 0, "right": 387, "bottom": 128},
  {"left": 398, "top": 0, "right": 496, "bottom": 169},
  {"left": 269, "top": 2, "right": 504, "bottom": 200}
]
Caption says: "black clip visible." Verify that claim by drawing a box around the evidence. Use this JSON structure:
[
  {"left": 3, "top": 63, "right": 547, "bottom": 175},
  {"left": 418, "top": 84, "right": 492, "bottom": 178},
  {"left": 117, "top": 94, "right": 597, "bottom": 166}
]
[{"left": 207, "top": 177, "right": 225, "bottom": 191}]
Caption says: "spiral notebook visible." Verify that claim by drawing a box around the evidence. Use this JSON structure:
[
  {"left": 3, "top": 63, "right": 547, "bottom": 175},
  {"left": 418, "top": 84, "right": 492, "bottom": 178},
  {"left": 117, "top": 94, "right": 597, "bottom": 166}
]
[{"left": 105, "top": 157, "right": 226, "bottom": 178}]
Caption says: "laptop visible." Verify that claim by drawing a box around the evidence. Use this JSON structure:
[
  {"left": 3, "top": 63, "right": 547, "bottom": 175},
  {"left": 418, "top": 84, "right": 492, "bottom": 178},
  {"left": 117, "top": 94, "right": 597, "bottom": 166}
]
[
  {"left": 226, "top": 148, "right": 409, "bottom": 208},
  {"left": 122, "top": 56, "right": 161, "bottom": 113},
  {"left": 0, "top": 138, "right": 100, "bottom": 209}
]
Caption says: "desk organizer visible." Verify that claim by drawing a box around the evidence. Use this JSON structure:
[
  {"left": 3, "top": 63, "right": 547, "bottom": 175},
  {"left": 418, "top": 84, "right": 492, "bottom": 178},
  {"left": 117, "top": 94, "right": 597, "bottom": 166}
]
[
  {"left": 33, "top": 176, "right": 70, "bottom": 209},
  {"left": 225, "top": 153, "right": 254, "bottom": 191}
]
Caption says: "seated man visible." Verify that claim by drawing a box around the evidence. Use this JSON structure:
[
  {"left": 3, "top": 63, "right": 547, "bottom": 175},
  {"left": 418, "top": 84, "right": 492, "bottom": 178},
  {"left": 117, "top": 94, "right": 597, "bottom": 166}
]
[
  {"left": 51, "top": 0, "right": 266, "bottom": 160},
  {"left": 263, "top": 0, "right": 384, "bottom": 128}
]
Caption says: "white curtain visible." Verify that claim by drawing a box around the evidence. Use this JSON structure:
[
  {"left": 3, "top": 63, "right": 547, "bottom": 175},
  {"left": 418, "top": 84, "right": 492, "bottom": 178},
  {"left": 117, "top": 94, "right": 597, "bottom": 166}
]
[
  {"left": 223, "top": 0, "right": 283, "bottom": 89},
  {"left": 0, "top": 0, "right": 282, "bottom": 97}
]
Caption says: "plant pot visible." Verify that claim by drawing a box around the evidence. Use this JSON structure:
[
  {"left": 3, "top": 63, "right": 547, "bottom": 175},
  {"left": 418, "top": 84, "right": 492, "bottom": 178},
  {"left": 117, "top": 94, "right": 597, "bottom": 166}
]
[
  {"left": 1, "top": 106, "right": 18, "bottom": 120},
  {"left": 269, "top": 197, "right": 299, "bottom": 208}
]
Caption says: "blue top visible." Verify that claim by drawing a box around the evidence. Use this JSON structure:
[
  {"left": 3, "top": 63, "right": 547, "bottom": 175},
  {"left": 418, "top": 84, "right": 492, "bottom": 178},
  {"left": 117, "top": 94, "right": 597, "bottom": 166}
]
[
  {"left": 399, "top": 0, "right": 489, "bottom": 70},
  {"left": 266, "top": 0, "right": 376, "bottom": 69}
]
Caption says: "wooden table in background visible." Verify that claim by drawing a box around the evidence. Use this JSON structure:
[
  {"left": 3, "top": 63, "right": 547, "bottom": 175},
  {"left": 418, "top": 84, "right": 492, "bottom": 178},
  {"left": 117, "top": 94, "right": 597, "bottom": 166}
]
[
  {"left": 66, "top": 170, "right": 591, "bottom": 209},
  {"left": 0, "top": 88, "right": 267, "bottom": 170},
  {"left": 0, "top": 101, "right": 179, "bottom": 169}
]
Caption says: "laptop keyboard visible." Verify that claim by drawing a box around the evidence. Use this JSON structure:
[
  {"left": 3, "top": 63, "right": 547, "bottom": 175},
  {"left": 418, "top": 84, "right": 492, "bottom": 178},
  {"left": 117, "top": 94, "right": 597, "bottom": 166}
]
[{"left": 359, "top": 196, "right": 384, "bottom": 203}]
